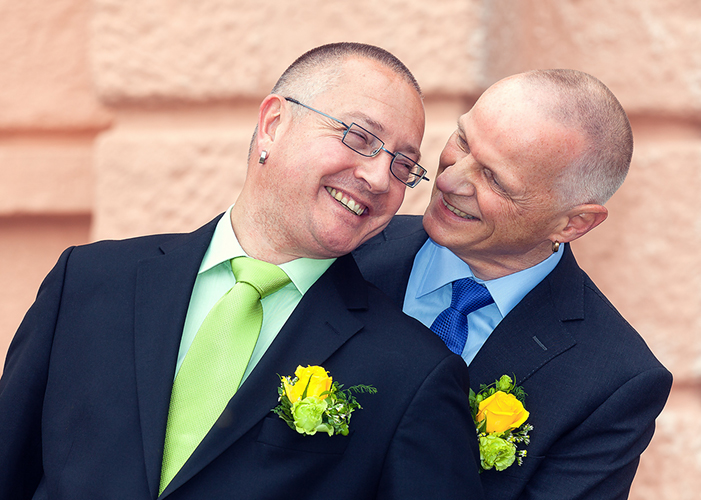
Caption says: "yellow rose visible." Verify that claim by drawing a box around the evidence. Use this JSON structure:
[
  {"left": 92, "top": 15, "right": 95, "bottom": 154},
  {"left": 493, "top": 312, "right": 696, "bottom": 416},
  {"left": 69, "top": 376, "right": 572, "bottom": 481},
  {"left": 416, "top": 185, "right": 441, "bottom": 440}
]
[
  {"left": 476, "top": 391, "right": 529, "bottom": 433},
  {"left": 284, "top": 365, "right": 333, "bottom": 403}
]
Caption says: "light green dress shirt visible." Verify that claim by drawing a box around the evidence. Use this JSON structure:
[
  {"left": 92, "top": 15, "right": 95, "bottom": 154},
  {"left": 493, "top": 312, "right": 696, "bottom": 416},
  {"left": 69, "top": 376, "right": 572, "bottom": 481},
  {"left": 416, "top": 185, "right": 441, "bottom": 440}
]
[{"left": 175, "top": 206, "right": 335, "bottom": 384}]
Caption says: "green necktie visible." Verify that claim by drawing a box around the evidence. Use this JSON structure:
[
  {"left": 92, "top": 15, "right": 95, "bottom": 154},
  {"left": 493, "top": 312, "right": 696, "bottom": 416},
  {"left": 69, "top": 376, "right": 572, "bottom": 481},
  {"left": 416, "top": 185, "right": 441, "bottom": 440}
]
[{"left": 159, "top": 257, "right": 290, "bottom": 494}]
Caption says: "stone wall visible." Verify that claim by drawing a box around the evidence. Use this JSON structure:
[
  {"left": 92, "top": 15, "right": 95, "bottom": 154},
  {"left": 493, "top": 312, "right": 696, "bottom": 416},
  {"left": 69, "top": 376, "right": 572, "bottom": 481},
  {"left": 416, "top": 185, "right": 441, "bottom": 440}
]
[{"left": 1, "top": 1, "right": 699, "bottom": 496}]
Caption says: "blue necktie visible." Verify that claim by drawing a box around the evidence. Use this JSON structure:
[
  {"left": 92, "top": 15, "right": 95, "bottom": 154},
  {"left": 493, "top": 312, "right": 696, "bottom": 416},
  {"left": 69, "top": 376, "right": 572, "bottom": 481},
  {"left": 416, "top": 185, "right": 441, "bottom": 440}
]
[{"left": 431, "top": 278, "right": 494, "bottom": 355}]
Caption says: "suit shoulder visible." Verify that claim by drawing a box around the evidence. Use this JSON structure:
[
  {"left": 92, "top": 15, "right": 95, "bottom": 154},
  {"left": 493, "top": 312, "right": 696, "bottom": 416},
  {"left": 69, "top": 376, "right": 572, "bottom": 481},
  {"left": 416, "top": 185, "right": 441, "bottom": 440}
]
[
  {"left": 64, "top": 233, "right": 180, "bottom": 271},
  {"left": 66, "top": 217, "right": 220, "bottom": 269},
  {"left": 567, "top": 271, "right": 670, "bottom": 376}
]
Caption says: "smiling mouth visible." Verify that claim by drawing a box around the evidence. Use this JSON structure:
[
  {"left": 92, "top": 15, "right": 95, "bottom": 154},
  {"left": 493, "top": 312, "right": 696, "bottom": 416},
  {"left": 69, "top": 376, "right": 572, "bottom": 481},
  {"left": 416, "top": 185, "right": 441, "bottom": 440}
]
[
  {"left": 326, "top": 187, "right": 367, "bottom": 216},
  {"left": 442, "top": 198, "right": 477, "bottom": 220}
]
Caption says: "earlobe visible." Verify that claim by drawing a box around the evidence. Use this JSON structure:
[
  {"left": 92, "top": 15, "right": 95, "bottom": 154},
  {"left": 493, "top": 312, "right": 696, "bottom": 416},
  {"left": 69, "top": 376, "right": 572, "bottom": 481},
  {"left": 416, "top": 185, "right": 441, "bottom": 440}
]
[{"left": 555, "top": 204, "right": 608, "bottom": 243}]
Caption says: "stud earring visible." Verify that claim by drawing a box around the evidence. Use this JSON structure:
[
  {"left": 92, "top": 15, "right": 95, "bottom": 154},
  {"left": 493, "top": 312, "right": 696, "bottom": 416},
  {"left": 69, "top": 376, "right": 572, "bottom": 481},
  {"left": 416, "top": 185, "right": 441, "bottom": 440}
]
[
  {"left": 552, "top": 240, "right": 560, "bottom": 253},
  {"left": 259, "top": 150, "right": 268, "bottom": 164}
]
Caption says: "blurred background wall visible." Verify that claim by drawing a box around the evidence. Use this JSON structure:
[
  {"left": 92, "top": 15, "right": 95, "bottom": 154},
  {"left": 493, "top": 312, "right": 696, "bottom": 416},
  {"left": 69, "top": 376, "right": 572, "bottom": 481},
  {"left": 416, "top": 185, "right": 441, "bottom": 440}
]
[{"left": 1, "top": 1, "right": 699, "bottom": 497}]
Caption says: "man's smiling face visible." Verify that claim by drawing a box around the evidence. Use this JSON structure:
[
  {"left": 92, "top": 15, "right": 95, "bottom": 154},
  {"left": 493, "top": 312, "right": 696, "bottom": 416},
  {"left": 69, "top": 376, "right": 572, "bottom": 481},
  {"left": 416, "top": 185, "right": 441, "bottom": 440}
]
[
  {"left": 257, "top": 57, "right": 425, "bottom": 260},
  {"left": 422, "top": 77, "right": 586, "bottom": 279}
]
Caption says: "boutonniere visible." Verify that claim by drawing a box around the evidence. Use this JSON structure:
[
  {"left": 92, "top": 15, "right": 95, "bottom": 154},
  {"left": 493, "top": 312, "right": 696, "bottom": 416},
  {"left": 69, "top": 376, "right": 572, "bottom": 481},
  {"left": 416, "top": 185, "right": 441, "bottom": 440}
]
[
  {"left": 469, "top": 375, "right": 532, "bottom": 472},
  {"left": 272, "top": 365, "right": 376, "bottom": 436}
]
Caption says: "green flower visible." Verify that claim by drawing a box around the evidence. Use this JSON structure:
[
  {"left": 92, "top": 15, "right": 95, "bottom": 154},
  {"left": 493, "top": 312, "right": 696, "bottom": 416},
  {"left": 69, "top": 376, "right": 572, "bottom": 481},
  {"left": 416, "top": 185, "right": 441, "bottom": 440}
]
[
  {"left": 291, "top": 396, "right": 330, "bottom": 435},
  {"left": 479, "top": 434, "right": 517, "bottom": 471},
  {"left": 496, "top": 375, "right": 513, "bottom": 392}
]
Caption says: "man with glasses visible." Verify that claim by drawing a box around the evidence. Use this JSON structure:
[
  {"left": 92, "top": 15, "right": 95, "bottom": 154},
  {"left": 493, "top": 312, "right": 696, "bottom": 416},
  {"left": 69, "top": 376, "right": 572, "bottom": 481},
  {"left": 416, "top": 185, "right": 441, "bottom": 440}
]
[
  {"left": 0, "top": 43, "right": 484, "bottom": 499},
  {"left": 354, "top": 69, "right": 672, "bottom": 500}
]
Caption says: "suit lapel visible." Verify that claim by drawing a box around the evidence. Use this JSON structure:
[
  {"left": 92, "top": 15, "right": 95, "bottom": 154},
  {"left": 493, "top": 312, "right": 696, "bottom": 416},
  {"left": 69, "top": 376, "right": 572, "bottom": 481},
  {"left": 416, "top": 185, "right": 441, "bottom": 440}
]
[
  {"left": 468, "top": 245, "right": 584, "bottom": 389},
  {"left": 133, "top": 217, "right": 221, "bottom": 499},
  {"left": 162, "top": 254, "right": 368, "bottom": 496}
]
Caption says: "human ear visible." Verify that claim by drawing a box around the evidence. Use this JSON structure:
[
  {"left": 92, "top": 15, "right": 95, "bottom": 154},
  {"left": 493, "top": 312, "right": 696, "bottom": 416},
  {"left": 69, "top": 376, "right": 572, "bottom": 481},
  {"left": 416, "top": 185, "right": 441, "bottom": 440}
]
[
  {"left": 256, "top": 94, "right": 285, "bottom": 151},
  {"left": 552, "top": 204, "right": 609, "bottom": 244}
]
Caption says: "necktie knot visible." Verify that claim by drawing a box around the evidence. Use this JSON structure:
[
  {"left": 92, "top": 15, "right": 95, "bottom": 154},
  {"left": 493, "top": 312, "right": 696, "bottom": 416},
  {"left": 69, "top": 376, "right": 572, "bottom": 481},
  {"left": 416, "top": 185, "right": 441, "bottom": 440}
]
[
  {"left": 230, "top": 257, "right": 291, "bottom": 298},
  {"left": 431, "top": 278, "right": 494, "bottom": 355},
  {"left": 450, "top": 277, "right": 493, "bottom": 316}
]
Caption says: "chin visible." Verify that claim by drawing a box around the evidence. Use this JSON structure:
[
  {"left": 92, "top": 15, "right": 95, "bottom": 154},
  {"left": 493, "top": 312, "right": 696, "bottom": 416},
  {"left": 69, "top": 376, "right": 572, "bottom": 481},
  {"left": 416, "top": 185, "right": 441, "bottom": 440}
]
[{"left": 316, "top": 236, "right": 359, "bottom": 258}]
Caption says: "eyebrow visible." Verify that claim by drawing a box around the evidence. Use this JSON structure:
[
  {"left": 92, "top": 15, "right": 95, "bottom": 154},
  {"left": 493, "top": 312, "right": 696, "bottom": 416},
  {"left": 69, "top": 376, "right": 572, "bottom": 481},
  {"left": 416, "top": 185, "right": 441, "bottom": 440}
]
[{"left": 456, "top": 117, "right": 466, "bottom": 135}]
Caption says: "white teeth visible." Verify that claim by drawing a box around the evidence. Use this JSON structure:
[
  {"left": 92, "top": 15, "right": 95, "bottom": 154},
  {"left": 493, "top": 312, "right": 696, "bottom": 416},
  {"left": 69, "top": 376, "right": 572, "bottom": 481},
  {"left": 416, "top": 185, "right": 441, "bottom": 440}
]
[
  {"left": 442, "top": 198, "right": 476, "bottom": 220},
  {"left": 326, "top": 187, "right": 366, "bottom": 216}
]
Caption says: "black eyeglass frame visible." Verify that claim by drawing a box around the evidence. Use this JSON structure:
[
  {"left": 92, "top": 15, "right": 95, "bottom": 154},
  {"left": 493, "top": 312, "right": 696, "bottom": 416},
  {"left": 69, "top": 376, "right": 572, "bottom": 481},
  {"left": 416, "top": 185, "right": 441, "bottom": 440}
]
[{"left": 284, "top": 97, "right": 429, "bottom": 188}]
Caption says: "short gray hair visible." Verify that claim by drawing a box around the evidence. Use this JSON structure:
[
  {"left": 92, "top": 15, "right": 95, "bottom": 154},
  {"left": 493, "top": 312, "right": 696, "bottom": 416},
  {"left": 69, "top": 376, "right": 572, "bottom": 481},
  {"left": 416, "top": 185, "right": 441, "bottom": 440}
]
[
  {"left": 272, "top": 42, "right": 422, "bottom": 104},
  {"left": 520, "top": 69, "right": 633, "bottom": 206},
  {"left": 248, "top": 42, "right": 422, "bottom": 160}
]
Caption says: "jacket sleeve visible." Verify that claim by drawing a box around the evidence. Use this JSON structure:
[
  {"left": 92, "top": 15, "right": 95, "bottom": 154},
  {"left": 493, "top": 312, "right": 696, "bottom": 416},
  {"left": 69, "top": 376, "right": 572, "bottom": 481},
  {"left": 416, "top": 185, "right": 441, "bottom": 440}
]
[
  {"left": 0, "top": 247, "right": 74, "bottom": 499},
  {"left": 376, "top": 353, "right": 486, "bottom": 500},
  {"left": 520, "top": 366, "right": 672, "bottom": 500}
]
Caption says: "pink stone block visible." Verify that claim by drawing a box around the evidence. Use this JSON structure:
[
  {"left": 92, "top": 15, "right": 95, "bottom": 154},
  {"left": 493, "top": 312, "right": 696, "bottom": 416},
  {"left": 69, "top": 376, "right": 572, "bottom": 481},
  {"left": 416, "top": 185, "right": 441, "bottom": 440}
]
[
  {"left": 0, "top": 137, "right": 94, "bottom": 214},
  {"left": 91, "top": 0, "right": 484, "bottom": 103},
  {"left": 630, "top": 385, "right": 701, "bottom": 500},
  {"left": 0, "top": 0, "right": 111, "bottom": 129},
  {"left": 93, "top": 125, "right": 253, "bottom": 239},
  {"left": 482, "top": 0, "right": 701, "bottom": 115}
]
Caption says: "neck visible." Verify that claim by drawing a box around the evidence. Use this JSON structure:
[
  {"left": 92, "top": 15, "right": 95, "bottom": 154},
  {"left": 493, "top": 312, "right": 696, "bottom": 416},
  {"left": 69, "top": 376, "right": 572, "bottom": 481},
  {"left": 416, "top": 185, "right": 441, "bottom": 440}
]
[
  {"left": 229, "top": 203, "right": 297, "bottom": 265},
  {"left": 463, "top": 244, "right": 555, "bottom": 281}
]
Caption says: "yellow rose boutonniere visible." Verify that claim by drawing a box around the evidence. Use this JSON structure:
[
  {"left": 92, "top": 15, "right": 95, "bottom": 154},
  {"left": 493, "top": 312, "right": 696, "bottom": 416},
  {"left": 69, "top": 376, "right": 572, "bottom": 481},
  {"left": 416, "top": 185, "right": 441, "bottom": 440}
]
[
  {"left": 283, "top": 365, "right": 333, "bottom": 403},
  {"left": 477, "top": 391, "right": 529, "bottom": 433},
  {"left": 272, "top": 365, "right": 376, "bottom": 437},
  {"left": 469, "top": 375, "right": 533, "bottom": 472}
]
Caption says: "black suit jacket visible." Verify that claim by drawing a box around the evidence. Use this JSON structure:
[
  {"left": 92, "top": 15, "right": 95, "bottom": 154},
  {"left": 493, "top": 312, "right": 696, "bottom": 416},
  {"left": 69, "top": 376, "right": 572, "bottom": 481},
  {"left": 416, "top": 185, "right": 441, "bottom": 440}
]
[
  {"left": 353, "top": 215, "right": 672, "bottom": 500},
  {"left": 0, "top": 216, "right": 485, "bottom": 500}
]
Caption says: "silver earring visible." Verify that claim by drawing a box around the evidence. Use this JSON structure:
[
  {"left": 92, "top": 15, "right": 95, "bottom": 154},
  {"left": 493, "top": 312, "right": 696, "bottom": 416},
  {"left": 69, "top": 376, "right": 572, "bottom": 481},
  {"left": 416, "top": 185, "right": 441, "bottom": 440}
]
[
  {"left": 552, "top": 241, "right": 560, "bottom": 253},
  {"left": 258, "top": 150, "right": 268, "bottom": 164}
]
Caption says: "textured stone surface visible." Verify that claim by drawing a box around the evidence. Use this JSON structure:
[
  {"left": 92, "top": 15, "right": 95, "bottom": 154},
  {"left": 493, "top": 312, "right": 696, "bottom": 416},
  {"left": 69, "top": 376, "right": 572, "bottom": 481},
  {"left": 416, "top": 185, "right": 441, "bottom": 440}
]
[
  {"left": 0, "top": 138, "right": 94, "bottom": 214},
  {"left": 482, "top": 0, "right": 701, "bottom": 115},
  {"left": 93, "top": 125, "right": 251, "bottom": 239},
  {"left": 0, "top": 0, "right": 111, "bottom": 129},
  {"left": 630, "top": 386, "right": 701, "bottom": 499},
  {"left": 91, "top": 0, "right": 485, "bottom": 103}
]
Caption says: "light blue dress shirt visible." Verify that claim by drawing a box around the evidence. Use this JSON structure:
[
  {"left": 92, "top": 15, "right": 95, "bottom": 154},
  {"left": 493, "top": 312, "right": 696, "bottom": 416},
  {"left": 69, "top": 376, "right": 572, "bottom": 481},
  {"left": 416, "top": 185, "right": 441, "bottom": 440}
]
[
  {"left": 404, "top": 239, "right": 563, "bottom": 365},
  {"left": 176, "top": 205, "right": 335, "bottom": 383}
]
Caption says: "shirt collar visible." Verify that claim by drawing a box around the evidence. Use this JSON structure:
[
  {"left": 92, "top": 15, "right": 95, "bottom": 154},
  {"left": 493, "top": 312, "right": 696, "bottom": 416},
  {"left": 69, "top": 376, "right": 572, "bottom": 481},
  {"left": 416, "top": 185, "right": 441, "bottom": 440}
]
[
  {"left": 200, "top": 205, "right": 335, "bottom": 294},
  {"left": 416, "top": 238, "right": 563, "bottom": 317}
]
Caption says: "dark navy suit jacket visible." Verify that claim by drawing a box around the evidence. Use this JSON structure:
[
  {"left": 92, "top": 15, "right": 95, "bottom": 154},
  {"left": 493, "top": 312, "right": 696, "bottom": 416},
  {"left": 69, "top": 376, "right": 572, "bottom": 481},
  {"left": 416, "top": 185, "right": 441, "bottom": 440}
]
[
  {"left": 353, "top": 215, "right": 672, "bottom": 500},
  {"left": 0, "top": 215, "right": 485, "bottom": 500}
]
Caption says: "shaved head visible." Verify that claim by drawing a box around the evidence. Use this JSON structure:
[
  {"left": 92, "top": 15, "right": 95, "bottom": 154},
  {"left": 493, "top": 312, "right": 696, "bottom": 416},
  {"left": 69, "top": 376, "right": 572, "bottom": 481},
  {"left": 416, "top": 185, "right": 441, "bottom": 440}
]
[{"left": 514, "top": 69, "right": 633, "bottom": 205}]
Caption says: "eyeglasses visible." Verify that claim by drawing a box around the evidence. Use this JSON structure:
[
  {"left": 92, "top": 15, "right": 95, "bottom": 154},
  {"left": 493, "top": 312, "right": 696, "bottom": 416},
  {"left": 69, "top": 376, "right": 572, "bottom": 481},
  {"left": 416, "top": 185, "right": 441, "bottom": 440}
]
[{"left": 285, "top": 97, "right": 429, "bottom": 188}]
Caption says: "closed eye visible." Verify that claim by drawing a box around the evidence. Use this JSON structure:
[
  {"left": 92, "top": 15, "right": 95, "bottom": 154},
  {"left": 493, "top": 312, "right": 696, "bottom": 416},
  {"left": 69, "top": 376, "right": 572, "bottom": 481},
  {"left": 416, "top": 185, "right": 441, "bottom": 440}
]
[
  {"left": 456, "top": 132, "right": 470, "bottom": 153},
  {"left": 346, "top": 128, "right": 371, "bottom": 146},
  {"left": 485, "top": 169, "right": 502, "bottom": 189}
]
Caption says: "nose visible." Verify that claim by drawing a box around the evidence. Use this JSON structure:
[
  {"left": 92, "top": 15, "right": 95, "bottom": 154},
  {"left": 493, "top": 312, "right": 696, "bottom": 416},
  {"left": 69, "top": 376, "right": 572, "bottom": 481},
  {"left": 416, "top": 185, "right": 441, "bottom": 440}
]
[
  {"left": 436, "top": 157, "right": 476, "bottom": 197},
  {"left": 354, "top": 154, "right": 393, "bottom": 194}
]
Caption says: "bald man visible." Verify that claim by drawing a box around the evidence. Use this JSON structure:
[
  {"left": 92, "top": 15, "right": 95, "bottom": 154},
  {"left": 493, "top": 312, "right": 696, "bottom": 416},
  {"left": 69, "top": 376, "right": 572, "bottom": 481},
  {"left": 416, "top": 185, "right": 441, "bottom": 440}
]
[{"left": 355, "top": 69, "right": 671, "bottom": 500}]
